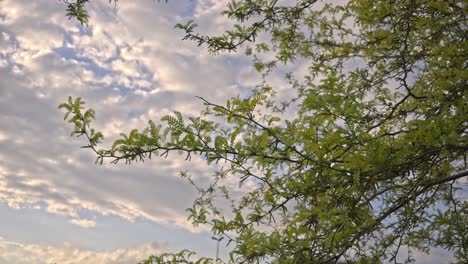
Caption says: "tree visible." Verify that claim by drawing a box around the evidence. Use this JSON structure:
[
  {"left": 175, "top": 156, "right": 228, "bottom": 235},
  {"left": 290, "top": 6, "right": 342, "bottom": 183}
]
[{"left": 59, "top": 0, "right": 467, "bottom": 263}]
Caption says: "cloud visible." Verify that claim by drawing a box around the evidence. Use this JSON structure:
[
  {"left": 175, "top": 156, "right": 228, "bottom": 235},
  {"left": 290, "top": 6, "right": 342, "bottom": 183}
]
[
  {"left": 69, "top": 219, "right": 97, "bottom": 229},
  {"left": 401, "top": 246, "right": 455, "bottom": 264},
  {"left": 0, "top": 238, "right": 162, "bottom": 264},
  {"left": 0, "top": 0, "right": 337, "bottom": 260},
  {"left": 0, "top": 0, "right": 258, "bottom": 236},
  {"left": 0, "top": 1, "right": 464, "bottom": 263}
]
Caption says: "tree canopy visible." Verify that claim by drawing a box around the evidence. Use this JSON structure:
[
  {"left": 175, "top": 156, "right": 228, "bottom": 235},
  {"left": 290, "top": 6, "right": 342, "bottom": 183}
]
[{"left": 60, "top": 0, "right": 467, "bottom": 263}]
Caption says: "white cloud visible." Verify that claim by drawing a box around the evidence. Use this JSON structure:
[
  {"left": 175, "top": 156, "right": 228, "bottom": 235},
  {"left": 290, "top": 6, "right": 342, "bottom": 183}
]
[
  {"left": 0, "top": 0, "right": 298, "bottom": 260},
  {"left": 69, "top": 219, "right": 97, "bottom": 228},
  {"left": 0, "top": 0, "right": 464, "bottom": 263},
  {"left": 0, "top": 132, "right": 8, "bottom": 141},
  {"left": 0, "top": 0, "right": 241, "bottom": 233},
  {"left": 0, "top": 239, "right": 162, "bottom": 264}
]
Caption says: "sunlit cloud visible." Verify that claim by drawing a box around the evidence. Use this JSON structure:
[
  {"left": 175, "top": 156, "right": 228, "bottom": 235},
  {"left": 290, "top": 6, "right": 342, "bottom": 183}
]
[{"left": 0, "top": 238, "right": 162, "bottom": 264}]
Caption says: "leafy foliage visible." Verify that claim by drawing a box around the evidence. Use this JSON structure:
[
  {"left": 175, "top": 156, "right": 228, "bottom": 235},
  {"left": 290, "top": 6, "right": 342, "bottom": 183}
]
[
  {"left": 60, "top": 0, "right": 168, "bottom": 26},
  {"left": 61, "top": 0, "right": 107, "bottom": 26},
  {"left": 138, "top": 250, "right": 214, "bottom": 264},
  {"left": 61, "top": 0, "right": 467, "bottom": 263}
]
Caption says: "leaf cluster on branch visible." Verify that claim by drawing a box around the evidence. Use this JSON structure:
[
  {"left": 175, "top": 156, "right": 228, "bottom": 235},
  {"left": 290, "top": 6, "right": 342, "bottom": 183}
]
[{"left": 60, "top": 0, "right": 467, "bottom": 263}]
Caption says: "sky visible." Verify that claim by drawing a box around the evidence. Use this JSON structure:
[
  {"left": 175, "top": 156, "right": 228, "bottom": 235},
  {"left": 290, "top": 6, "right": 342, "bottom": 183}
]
[
  {"left": 0, "top": 0, "right": 254, "bottom": 262},
  {"left": 0, "top": 0, "right": 456, "bottom": 263}
]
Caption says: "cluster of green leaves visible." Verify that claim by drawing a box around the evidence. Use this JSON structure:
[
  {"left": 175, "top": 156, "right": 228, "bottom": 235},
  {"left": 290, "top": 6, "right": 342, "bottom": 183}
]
[
  {"left": 61, "top": 0, "right": 172, "bottom": 26},
  {"left": 138, "top": 250, "right": 216, "bottom": 264},
  {"left": 61, "top": 0, "right": 111, "bottom": 25},
  {"left": 59, "top": 96, "right": 105, "bottom": 162},
  {"left": 61, "top": 0, "right": 467, "bottom": 263}
]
